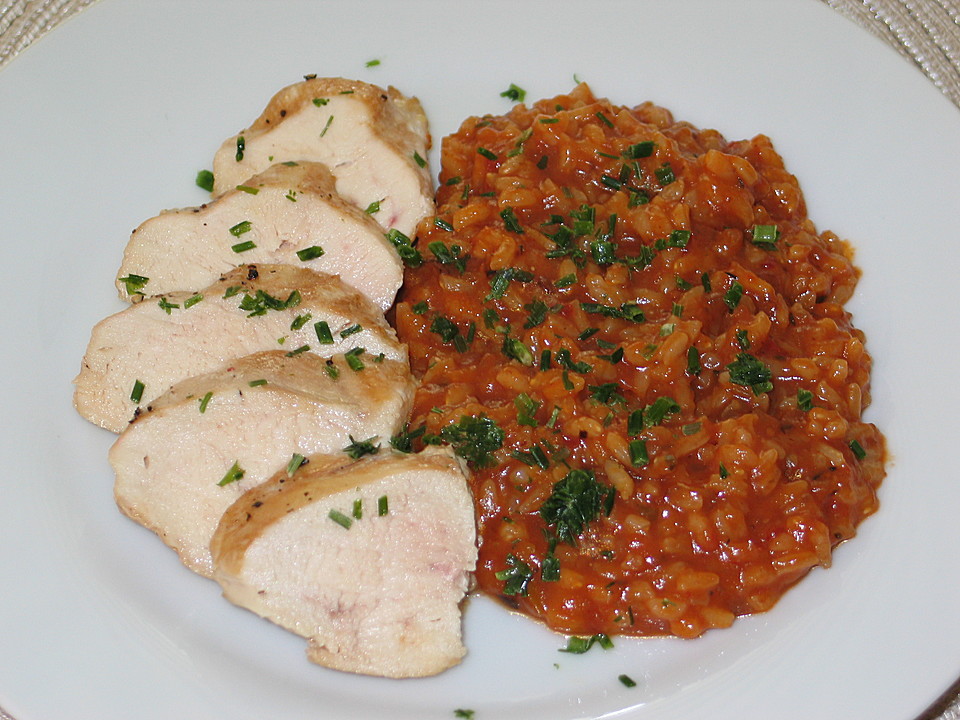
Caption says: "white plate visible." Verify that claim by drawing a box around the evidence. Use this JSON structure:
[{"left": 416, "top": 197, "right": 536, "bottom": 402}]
[{"left": 1, "top": 1, "right": 958, "bottom": 718}]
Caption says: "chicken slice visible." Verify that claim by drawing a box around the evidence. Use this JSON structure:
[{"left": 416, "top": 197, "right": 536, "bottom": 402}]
[
  {"left": 75, "top": 264, "right": 405, "bottom": 433},
  {"left": 211, "top": 447, "right": 476, "bottom": 679},
  {"left": 116, "top": 162, "right": 402, "bottom": 311},
  {"left": 110, "top": 350, "right": 415, "bottom": 578},
  {"left": 211, "top": 77, "right": 433, "bottom": 237}
]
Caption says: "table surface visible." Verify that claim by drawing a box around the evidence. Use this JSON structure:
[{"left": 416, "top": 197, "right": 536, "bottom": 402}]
[{"left": 0, "top": 2, "right": 957, "bottom": 719}]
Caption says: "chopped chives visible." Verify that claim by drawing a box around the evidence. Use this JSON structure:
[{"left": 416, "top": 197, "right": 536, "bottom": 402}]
[
  {"left": 231, "top": 240, "right": 256, "bottom": 253},
  {"left": 751, "top": 224, "right": 780, "bottom": 249},
  {"left": 183, "top": 293, "right": 203, "bottom": 309},
  {"left": 118, "top": 273, "right": 149, "bottom": 295},
  {"left": 296, "top": 245, "right": 325, "bottom": 261},
  {"left": 539, "top": 349, "right": 552, "bottom": 370},
  {"left": 377, "top": 495, "right": 389, "bottom": 516},
  {"left": 319, "top": 115, "right": 334, "bottom": 137},
  {"left": 352, "top": 498, "right": 363, "bottom": 520},
  {"left": 248, "top": 379, "right": 267, "bottom": 387},
  {"left": 198, "top": 391, "right": 213, "bottom": 413},
  {"left": 286, "top": 453, "right": 306, "bottom": 476},
  {"left": 629, "top": 439, "right": 649, "bottom": 467},
  {"left": 849, "top": 439, "right": 867, "bottom": 460},
  {"left": 314, "top": 320, "right": 334, "bottom": 344},
  {"left": 157, "top": 297, "right": 179, "bottom": 314},
  {"left": 345, "top": 347, "right": 366, "bottom": 371},
  {"left": 130, "top": 379, "right": 145, "bottom": 404},
  {"left": 619, "top": 674, "right": 638, "bottom": 688},
  {"left": 217, "top": 461, "right": 245, "bottom": 487},
  {"left": 340, "top": 324, "right": 362, "bottom": 338},
  {"left": 595, "top": 110, "right": 614, "bottom": 128},
  {"left": 723, "top": 280, "right": 744, "bottom": 312},
  {"left": 229, "top": 220, "right": 252, "bottom": 237},
  {"left": 290, "top": 313, "right": 312, "bottom": 331},
  {"left": 412, "top": 151, "right": 426, "bottom": 168},
  {"left": 655, "top": 162, "right": 676, "bottom": 185},
  {"left": 285, "top": 344, "right": 310, "bottom": 357},
  {"left": 328, "top": 508, "right": 353, "bottom": 529}
]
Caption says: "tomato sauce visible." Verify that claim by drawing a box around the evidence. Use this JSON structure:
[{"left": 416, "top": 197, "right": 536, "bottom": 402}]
[{"left": 394, "top": 85, "right": 885, "bottom": 638}]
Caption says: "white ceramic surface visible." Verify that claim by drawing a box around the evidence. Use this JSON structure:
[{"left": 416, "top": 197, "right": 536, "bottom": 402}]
[{"left": 1, "top": 1, "right": 958, "bottom": 718}]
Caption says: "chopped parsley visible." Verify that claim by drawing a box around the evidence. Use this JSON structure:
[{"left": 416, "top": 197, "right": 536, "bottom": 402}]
[
  {"left": 624, "top": 141, "right": 655, "bottom": 159},
  {"left": 343, "top": 435, "right": 380, "bottom": 459},
  {"left": 559, "top": 633, "right": 614, "bottom": 654},
  {"left": 390, "top": 423, "right": 426, "bottom": 453},
  {"left": 439, "top": 414, "right": 504, "bottom": 469},
  {"left": 495, "top": 553, "right": 533, "bottom": 596},
  {"left": 500, "top": 83, "right": 527, "bottom": 102},
  {"left": 540, "top": 469, "right": 614, "bottom": 546},
  {"left": 727, "top": 352, "right": 773, "bottom": 395},
  {"left": 195, "top": 169, "right": 215, "bottom": 192},
  {"left": 500, "top": 207, "right": 524, "bottom": 233}
]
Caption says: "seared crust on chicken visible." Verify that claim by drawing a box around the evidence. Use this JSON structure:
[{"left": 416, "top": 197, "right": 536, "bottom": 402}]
[
  {"left": 212, "top": 77, "right": 433, "bottom": 237},
  {"left": 75, "top": 264, "right": 405, "bottom": 432},
  {"left": 110, "top": 350, "right": 416, "bottom": 577},
  {"left": 211, "top": 447, "right": 476, "bottom": 678}
]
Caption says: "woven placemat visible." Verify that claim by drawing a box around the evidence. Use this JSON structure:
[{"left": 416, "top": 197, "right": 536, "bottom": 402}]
[{"left": 0, "top": 2, "right": 957, "bottom": 719}]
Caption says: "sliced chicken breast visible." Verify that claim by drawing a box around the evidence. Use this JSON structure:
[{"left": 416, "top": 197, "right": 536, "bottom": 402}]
[
  {"left": 211, "top": 447, "right": 477, "bottom": 679},
  {"left": 211, "top": 77, "right": 433, "bottom": 237},
  {"left": 116, "top": 162, "right": 402, "bottom": 311},
  {"left": 75, "top": 264, "right": 405, "bottom": 433},
  {"left": 110, "top": 350, "right": 415, "bottom": 578}
]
